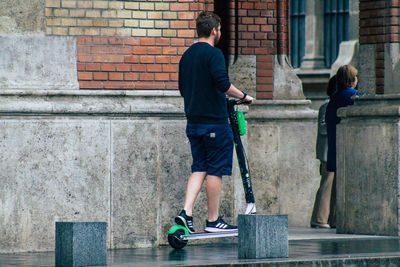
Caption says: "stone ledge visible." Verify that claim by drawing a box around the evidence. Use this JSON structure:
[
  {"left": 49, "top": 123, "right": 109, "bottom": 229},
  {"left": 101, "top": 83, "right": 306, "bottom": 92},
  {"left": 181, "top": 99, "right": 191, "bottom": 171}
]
[
  {"left": 247, "top": 100, "right": 317, "bottom": 120},
  {"left": 0, "top": 89, "right": 184, "bottom": 116},
  {"left": 338, "top": 94, "right": 400, "bottom": 118}
]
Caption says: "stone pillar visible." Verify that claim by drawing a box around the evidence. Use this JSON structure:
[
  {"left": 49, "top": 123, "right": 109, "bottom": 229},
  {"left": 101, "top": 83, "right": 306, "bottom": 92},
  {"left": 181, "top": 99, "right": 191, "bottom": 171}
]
[
  {"left": 336, "top": 1, "right": 400, "bottom": 235},
  {"left": 238, "top": 214, "right": 288, "bottom": 259},
  {"left": 300, "top": 0, "right": 325, "bottom": 70},
  {"left": 247, "top": 101, "right": 319, "bottom": 226}
]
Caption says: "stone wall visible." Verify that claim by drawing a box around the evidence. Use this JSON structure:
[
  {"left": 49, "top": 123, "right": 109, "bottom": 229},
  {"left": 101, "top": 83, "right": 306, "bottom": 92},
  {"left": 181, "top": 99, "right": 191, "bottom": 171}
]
[{"left": 0, "top": 90, "right": 240, "bottom": 252}]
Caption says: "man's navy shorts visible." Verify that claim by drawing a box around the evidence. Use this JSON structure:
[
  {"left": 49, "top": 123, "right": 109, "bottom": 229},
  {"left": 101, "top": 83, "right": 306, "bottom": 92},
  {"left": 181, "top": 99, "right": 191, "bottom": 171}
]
[{"left": 186, "top": 122, "right": 234, "bottom": 177}]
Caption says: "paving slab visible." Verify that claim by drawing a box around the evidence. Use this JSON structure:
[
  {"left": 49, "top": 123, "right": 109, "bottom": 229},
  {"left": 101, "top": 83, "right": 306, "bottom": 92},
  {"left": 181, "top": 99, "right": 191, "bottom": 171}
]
[{"left": 1, "top": 227, "right": 400, "bottom": 267}]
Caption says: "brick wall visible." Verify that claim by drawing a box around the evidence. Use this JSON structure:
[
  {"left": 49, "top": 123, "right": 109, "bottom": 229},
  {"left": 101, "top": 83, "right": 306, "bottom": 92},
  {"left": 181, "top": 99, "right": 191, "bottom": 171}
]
[
  {"left": 228, "top": 0, "right": 289, "bottom": 99},
  {"left": 45, "top": 0, "right": 288, "bottom": 99},
  {"left": 46, "top": 0, "right": 213, "bottom": 90},
  {"left": 359, "top": 0, "right": 400, "bottom": 94}
]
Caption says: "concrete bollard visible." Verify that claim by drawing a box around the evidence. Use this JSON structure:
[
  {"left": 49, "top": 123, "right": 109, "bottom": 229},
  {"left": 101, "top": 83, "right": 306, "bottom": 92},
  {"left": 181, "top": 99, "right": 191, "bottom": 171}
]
[
  {"left": 55, "top": 222, "right": 107, "bottom": 267},
  {"left": 238, "top": 214, "right": 288, "bottom": 259}
]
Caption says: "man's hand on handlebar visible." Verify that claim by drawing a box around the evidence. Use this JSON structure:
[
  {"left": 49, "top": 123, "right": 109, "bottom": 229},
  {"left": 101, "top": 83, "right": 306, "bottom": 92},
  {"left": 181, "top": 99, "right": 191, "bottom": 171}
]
[{"left": 240, "top": 95, "right": 254, "bottom": 105}]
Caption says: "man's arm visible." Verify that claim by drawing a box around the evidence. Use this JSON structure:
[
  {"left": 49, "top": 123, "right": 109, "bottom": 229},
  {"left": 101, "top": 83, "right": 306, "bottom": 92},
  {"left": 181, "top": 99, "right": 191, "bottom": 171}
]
[{"left": 225, "top": 84, "right": 254, "bottom": 103}]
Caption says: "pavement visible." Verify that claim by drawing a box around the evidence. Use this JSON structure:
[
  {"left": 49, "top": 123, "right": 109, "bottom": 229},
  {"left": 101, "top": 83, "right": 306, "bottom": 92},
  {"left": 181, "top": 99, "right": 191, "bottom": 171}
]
[{"left": 1, "top": 227, "right": 400, "bottom": 266}]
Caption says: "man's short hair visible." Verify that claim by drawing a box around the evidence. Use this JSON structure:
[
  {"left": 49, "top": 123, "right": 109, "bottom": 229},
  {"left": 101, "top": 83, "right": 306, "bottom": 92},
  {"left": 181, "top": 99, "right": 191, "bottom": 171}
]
[{"left": 196, "top": 11, "right": 221, "bottom": 38}]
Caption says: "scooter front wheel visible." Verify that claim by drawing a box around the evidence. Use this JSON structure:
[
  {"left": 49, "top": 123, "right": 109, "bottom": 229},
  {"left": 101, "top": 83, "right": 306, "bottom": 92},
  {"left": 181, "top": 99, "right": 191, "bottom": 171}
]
[{"left": 168, "top": 229, "right": 188, "bottom": 249}]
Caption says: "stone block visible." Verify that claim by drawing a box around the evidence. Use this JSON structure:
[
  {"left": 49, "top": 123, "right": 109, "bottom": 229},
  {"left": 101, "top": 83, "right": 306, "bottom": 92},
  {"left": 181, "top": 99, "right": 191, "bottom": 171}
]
[
  {"left": 238, "top": 214, "right": 288, "bottom": 259},
  {"left": 55, "top": 222, "right": 107, "bottom": 267}
]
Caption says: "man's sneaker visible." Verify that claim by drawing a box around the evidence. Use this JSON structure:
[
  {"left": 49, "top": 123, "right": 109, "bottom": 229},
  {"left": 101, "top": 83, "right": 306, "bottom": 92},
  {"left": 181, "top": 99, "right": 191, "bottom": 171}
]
[
  {"left": 204, "top": 217, "right": 237, "bottom": 232},
  {"left": 175, "top": 210, "right": 195, "bottom": 234}
]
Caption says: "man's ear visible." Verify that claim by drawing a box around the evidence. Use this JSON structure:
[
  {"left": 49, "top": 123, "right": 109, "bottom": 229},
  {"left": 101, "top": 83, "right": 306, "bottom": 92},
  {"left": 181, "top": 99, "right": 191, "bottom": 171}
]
[{"left": 211, "top": 27, "right": 217, "bottom": 36}]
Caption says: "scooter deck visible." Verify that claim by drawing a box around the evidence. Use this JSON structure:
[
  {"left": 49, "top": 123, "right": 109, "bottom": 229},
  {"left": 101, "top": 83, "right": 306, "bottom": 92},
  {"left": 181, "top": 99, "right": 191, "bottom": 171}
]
[{"left": 181, "top": 230, "right": 238, "bottom": 240}]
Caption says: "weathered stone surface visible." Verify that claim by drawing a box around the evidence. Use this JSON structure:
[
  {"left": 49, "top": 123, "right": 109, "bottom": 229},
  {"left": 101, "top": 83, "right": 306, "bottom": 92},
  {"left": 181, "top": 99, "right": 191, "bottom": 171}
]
[
  {"left": 0, "top": 36, "right": 79, "bottom": 90},
  {"left": 0, "top": 90, "right": 321, "bottom": 252},
  {"left": 330, "top": 40, "right": 359, "bottom": 78},
  {"left": 384, "top": 43, "right": 400, "bottom": 95},
  {"left": 229, "top": 55, "right": 257, "bottom": 98},
  {"left": 337, "top": 96, "right": 400, "bottom": 235},
  {"left": 273, "top": 55, "right": 305, "bottom": 100},
  {"left": 111, "top": 121, "right": 160, "bottom": 248},
  {"left": 0, "top": 119, "right": 111, "bottom": 253},
  {"left": 238, "top": 214, "right": 288, "bottom": 259},
  {"left": 357, "top": 44, "right": 376, "bottom": 96},
  {"left": 0, "top": 0, "right": 44, "bottom": 33},
  {"left": 247, "top": 101, "right": 319, "bottom": 226},
  {"left": 55, "top": 222, "right": 107, "bottom": 267}
]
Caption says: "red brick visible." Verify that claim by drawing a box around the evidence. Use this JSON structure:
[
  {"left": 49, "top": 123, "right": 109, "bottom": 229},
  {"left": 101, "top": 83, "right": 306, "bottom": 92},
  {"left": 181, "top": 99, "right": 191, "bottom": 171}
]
[
  {"left": 255, "top": 48, "right": 269, "bottom": 54},
  {"left": 140, "top": 73, "right": 154, "bottom": 81},
  {"left": 108, "top": 37, "right": 124, "bottom": 45},
  {"left": 108, "top": 55, "right": 124, "bottom": 63},
  {"left": 78, "top": 46, "right": 90, "bottom": 54},
  {"left": 133, "top": 46, "right": 147, "bottom": 54},
  {"left": 101, "top": 63, "right": 116, "bottom": 71},
  {"left": 92, "top": 37, "right": 108, "bottom": 45},
  {"left": 163, "top": 64, "right": 178, "bottom": 72},
  {"left": 141, "top": 38, "right": 156, "bottom": 46},
  {"left": 93, "top": 72, "right": 108, "bottom": 80},
  {"left": 171, "top": 56, "right": 181, "bottom": 64},
  {"left": 165, "top": 82, "right": 179, "bottom": 90},
  {"left": 257, "top": 77, "right": 274, "bottom": 84},
  {"left": 131, "top": 64, "right": 147, "bottom": 72},
  {"left": 178, "top": 12, "right": 195, "bottom": 20},
  {"left": 77, "top": 63, "right": 85, "bottom": 71},
  {"left": 79, "top": 81, "right": 103, "bottom": 89},
  {"left": 156, "top": 38, "right": 171, "bottom": 46},
  {"left": 258, "top": 55, "right": 274, "bottom": 62},
  {"left": 256, "top": 91, "right": 273, "bottom": 99},
  {"left": 124, "top": 73, "right": 139, "bottom": 81},
  {"left": 104, "top": 81, "right": 134, "bottom": 89},
  {"left": 109, "top": 72, "right": 124, "bottom": 80},
  {"left": 170, "top": 3, "right": 189, "bottom": 11},
  {"left": 163, "top": 47, "right": 177, "bottom": 55},
  {"left": 125, "top": 55, "right": 139, "bottom": 63},
  {"left": 171, "top": 21, "right": 189, "bottom": 29},
  {"left": 248, "top": 25, "right": 260, "bottom": 32},
  {"left": 148, "top": 46, "right": 162, "bottom": 54},
  {"left": 78, "top": 72, "right": 93, "bottom": 80},
  {"left": 140, "top": 56, "right": 155, "bottom": 63},
  {"left": 177, "top": 29, "right": 195, "bottom": 38},
  {"left": 147, "top": 64, "right": 162, "bottom": 72},
  {"left": 170, "top": 73, "right": 178, "bottom": 81},
  {"left": 241, "top": 48, "right": 254, "bottom": 54},
  {"left": 78, "top": 55, "right": 92, "bottom": 62},
  {"left": 155, "top": 73, "right": 170, "bottom": 81},
  {"left": 125, "top": 38, "right": 140, "bottom": 46},
  {"left": 77, "top": 36, "right": 91, "bottom": 45},
  {"left": 156, "top": 56, "right": 170, "bottom": 63},
  {"left": 116, "top": 64, "right": 131, "bottom": 72},
  {"left": 85, "top": 63, "right": 100, "bottom": 71},
  {"left": 257, "top": 69, "right": 273, "bottom": 77},
  {"left": 135, "top": 82, "right": 165, "bottom": 89},
  {"left": 171, "top": 38, "right": 185, "bottom": 46},
  {"left": 258, "top": 62, "right": 273, "bottom": 69}
]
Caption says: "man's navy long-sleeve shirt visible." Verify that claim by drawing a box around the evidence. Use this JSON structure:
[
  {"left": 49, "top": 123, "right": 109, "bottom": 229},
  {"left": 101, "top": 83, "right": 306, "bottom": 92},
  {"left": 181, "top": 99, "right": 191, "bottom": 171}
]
[{"left": 179, "top": 42, "right": 231, "bottom": 124}]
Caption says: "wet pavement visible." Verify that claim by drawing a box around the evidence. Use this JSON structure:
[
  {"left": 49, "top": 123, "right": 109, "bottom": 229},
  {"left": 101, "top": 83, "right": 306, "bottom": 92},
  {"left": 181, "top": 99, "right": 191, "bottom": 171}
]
[{"left": 2, "top": 227, "right": 400, "bottom": 266}]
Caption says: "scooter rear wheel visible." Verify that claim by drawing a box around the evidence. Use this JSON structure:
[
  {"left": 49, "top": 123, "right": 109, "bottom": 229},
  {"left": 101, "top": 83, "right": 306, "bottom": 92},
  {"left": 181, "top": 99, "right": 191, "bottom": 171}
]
[{"left": 168, "top": 229, "right": 188, "bottom": 249}]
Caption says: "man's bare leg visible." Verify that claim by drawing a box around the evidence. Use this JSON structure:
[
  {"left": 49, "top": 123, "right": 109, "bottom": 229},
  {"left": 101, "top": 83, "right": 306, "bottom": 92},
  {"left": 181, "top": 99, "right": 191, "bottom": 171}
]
[
  {"left": 183, "top": 171, "right": 207, "bottom": 216},
  {"left": 206, "top": 175, "right": 222, "bottom": 222}
]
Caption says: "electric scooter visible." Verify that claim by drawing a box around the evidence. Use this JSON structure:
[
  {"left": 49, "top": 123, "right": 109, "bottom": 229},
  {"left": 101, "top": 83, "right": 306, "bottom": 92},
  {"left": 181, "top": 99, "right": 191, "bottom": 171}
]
[{"left": 167, "top": 98, "right": 256, "bottom": 249}]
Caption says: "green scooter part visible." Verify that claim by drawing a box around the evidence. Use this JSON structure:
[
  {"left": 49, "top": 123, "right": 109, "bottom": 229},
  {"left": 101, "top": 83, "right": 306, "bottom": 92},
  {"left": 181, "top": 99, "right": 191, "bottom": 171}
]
[
  {"left": 167, "top": 225, "right": 189, "bottom": 249},
  {"left": 167, "top": 224, "right": 190, "bottom": 235}
]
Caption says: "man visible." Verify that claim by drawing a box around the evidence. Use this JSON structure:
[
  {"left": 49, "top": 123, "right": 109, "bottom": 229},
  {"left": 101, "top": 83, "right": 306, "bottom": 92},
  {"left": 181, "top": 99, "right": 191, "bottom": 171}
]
[{"left": 175, "top": 11, "right": 254, "bottom": 233}]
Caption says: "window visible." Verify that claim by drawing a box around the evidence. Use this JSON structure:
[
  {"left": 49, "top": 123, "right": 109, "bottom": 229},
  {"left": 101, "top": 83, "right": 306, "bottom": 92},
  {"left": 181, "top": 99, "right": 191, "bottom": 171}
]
[
  {"left": 290, "top": 0, "right": 306, "bottom": 68},
  {"left": 324, "top": 0, "right": 349, "bottom": 67}
]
